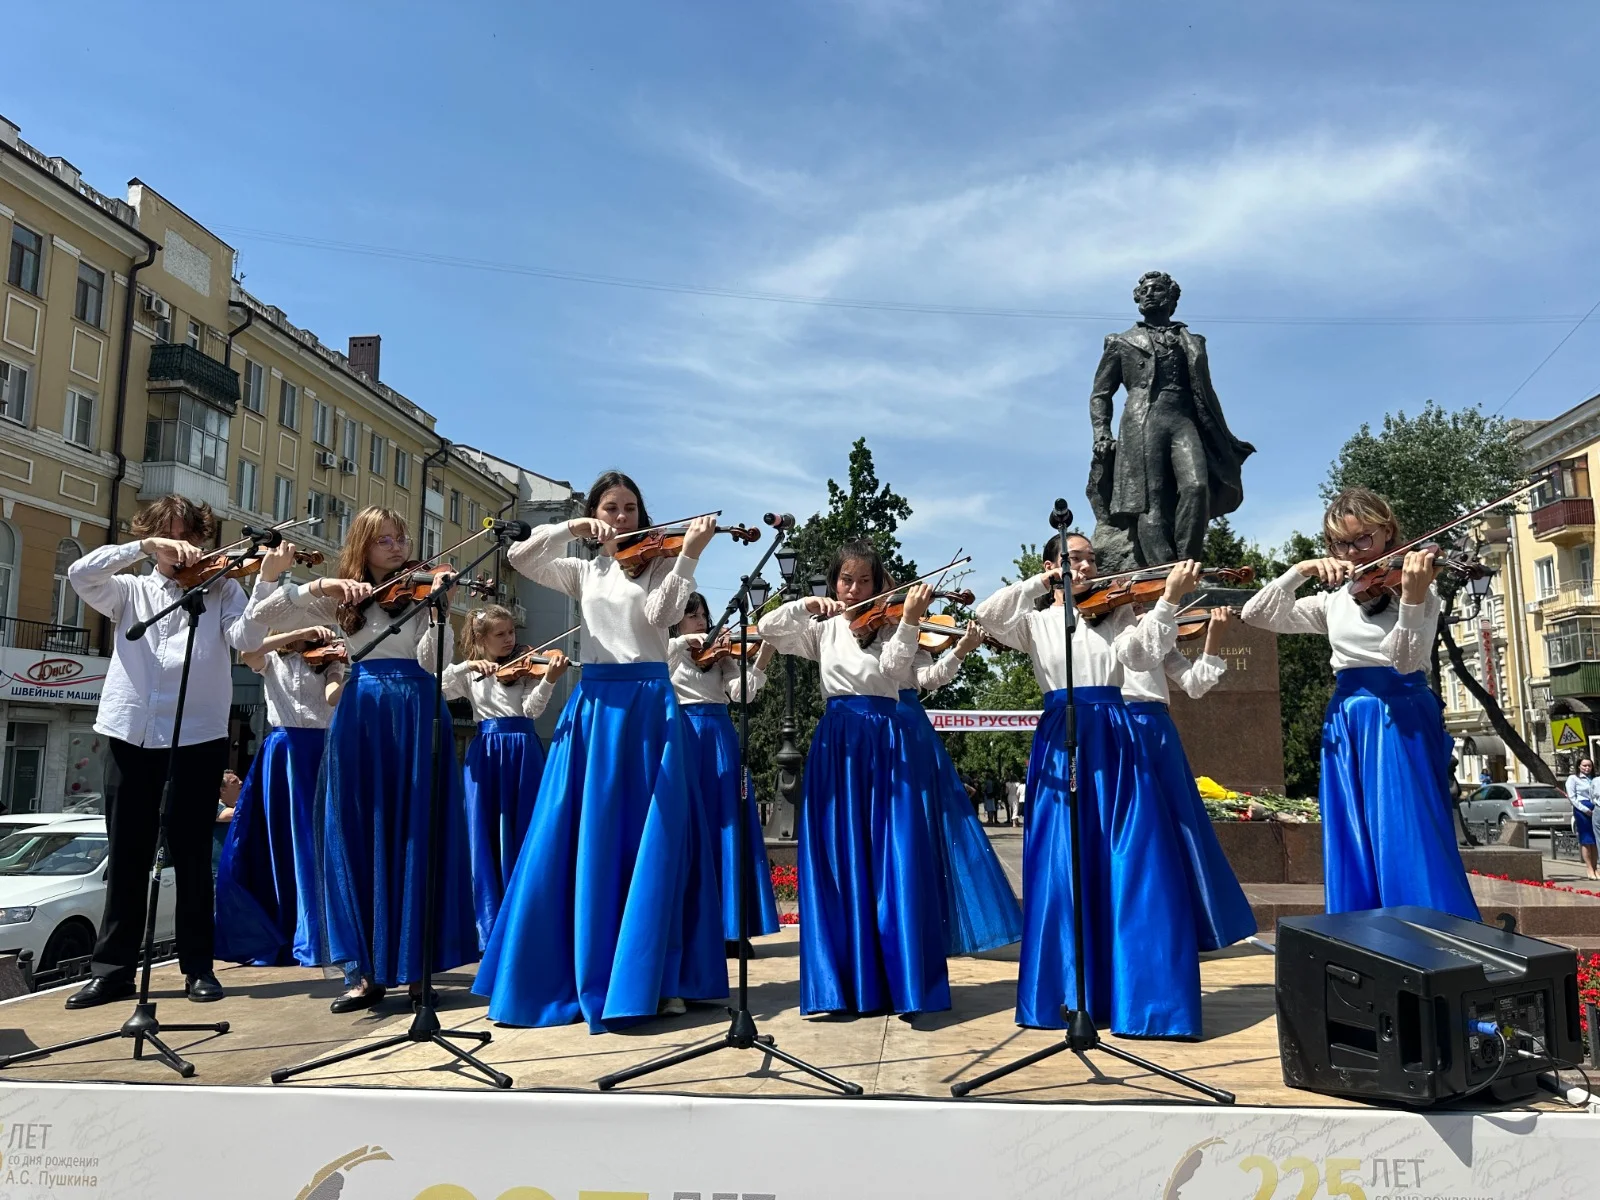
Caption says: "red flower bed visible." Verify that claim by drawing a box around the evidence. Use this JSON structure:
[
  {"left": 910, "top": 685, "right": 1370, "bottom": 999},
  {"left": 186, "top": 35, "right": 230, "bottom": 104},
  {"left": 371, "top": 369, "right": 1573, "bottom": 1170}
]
[
  {"left": 1468, "top": 870, "right": 1600, "bottom": 901},
  {"left": 770, "top": 863, "right": 798, "bottom": 902},
  {"left": 779, "top": 911, "right": 799, "bottom": 926}
]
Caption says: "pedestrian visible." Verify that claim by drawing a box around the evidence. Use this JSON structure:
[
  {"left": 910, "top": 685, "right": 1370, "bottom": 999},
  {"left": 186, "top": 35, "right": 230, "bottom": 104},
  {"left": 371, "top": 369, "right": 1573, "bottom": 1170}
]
[
  {"left": 213, "top": 769, "right": 242, "bottom": 876},
  {"left": 982, "top": 777, "right": 999, "bottom": 826},
  {"left": 1566, "top": 758, "right": 1599, "bottom": 881}
]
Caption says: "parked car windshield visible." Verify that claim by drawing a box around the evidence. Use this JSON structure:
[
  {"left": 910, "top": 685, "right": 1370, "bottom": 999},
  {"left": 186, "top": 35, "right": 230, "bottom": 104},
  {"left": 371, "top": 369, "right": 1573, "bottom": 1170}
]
[
  {"left": 1515, "top": 786, "right": 1566, "bottom": 798},
  {"left": 0, "top": 831, "right": 109, "bottom": 876}
]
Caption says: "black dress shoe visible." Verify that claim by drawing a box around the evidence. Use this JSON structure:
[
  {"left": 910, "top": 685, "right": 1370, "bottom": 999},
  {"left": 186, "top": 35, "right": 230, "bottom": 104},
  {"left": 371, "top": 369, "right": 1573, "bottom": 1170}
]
[
  {"left": 64, "top": 976, "right": 134, "bottom": 1010},
  {"left": 407, "top": 982, "right": 438, "bottom": 1009},
  {"left": 185, "top": 974, "right": 225, "bottom": 1003},
  {"left": 330, "top": 985, "right": 385, "bottom": 1014}
]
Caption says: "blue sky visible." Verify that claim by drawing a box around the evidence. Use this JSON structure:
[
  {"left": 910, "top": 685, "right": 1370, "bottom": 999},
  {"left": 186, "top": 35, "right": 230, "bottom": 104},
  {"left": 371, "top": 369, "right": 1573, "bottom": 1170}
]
[{"left": 9, "top": 2, "right": 1600, "bottom": 598}]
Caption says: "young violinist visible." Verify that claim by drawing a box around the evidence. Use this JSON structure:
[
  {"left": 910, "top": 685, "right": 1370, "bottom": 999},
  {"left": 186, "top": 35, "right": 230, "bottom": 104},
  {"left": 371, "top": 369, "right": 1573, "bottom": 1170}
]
[
  {"left": 474, "top": 472, "right": 727, "bottom": 1030},
  {"left": 1239, "top": 487, "right": 1476, "bottom": 919},
  {"left": 442, "top": 605, "right": 569, "bottom": 946},
  {"left": 62, "top": 495, "right": 266, "bottom": 1009},
  {"left": 247, "top": 506, "right": 479, "bottom": 1012},
  {"left": 216, "top": 537, "right": 346, "bottom": 968},
  {"left": 756, "top": 540, "right": 950, "bottom": 1019},
  {"left": 974, "top": 535, "right": 1203, "bottom": 1038},
  {"left": 668, "top": 592, "right": 781, "bottom": 955},
  {"left": 1121, "top": 607, "right": 1256, "bottom": 952},
  {"left": 891, "top": 620, "right": 1024, "bottom": 956}
]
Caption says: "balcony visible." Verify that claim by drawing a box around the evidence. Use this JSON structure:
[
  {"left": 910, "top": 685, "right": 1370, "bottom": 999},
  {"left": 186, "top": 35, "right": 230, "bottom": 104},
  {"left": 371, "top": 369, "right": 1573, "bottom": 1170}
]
[
  {"left": 1530, "top": 495, "right": 1594, "bottom": 545},
  {"left": 1539, "top": 579, "right": 1600, "bottom": 619},
  {"left": 0, "top": 617, "right": 92, "bottom": 655},
  {"left": 146, "top": 343, "right": 240, "bottom": 414},
  {"left": 138, "top": 461, "right": 230, "bottom": 511}
]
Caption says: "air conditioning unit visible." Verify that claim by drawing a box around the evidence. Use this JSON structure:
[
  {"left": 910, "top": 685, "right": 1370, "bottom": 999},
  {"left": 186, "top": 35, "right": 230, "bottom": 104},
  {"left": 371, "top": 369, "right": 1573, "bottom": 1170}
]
[
  {"left": 1524, "top": 601, "right": 1542, "bottom": 614},
  {"left": 141, "top": 293, "right": 170, "bottom": 319},
  {"left": 339, "top": 457, "right": 357, "bottom": 475},
  {"left": 314, "top": 449, "right": 337, "bottom": 469}
]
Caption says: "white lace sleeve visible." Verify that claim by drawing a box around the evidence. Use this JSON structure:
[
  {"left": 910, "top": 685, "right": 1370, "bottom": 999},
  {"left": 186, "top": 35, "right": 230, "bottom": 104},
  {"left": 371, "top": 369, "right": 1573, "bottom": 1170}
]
[
  {"left": 1168, "top": 650, "right": 1226, "bottom": 700},
  {"left": 877, "top": 620, "right": 920, "bottom": 679},
  {"left": 1114, "top": 599, "right": 1180, "bottom": 672},
  {"left": 914, "top": 647, "right": 964, "bottom": 693},
  {"left": 417, "top": 618, "right": 455, "bottom": 674},
  {"left": 643, "top": 555, "right": 697, "bottom": 628},
  {"left": 721, "top": 656, "right": 766, "bottom": 704},
  {"left": 1240, "top": 567, "right": 1328, "bottom": 635},
  {"left": 974, "top": 575, "right": 1051, "bottom": 654},
  {"left": 507, "top": 522, "right": 584, "bottom": 599},
  {"left": 440, "top": 661, "right": 474, "bottom": 701},
  {"left": 523, "top": 677, "right": 555, "bottom": 719},
  {"left": 757, "top": 600, "right": 823, "bottom": 661},
  {"left": 1382, "top": 586, "right": 1441, "bottom": 675}
]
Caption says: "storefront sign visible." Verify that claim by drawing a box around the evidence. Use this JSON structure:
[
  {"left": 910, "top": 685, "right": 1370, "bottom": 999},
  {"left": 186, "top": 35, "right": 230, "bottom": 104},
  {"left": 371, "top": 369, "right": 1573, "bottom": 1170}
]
[
  {"left": 0, "top": 647, "right": 108, "bottom": 706},
  {"left": 927, "top": 710, "right": 1041, "bottom": 732}
]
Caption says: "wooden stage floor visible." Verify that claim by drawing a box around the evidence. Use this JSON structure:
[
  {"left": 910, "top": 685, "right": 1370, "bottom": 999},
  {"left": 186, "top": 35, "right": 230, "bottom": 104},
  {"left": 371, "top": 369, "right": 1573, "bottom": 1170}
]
[{"left": 0, "top": 932, "right": 1564, "bottom": 1111}]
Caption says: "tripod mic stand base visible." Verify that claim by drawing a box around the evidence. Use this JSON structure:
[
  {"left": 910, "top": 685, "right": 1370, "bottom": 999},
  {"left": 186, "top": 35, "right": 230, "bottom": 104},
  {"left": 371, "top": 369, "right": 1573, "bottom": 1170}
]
[
  {"left": 271, "top": 999, "right": 512, "bottom": 1089},
  {"left": 0, "top": 1000, "right": 229, "bottom": 1079}
]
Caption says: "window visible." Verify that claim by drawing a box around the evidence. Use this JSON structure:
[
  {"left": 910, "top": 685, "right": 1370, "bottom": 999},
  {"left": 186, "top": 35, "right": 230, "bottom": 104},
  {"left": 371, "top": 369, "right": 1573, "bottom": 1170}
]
[
  {"left": 236, "top": 458, "right": 259, "bottom": 512},
  {"left": 1546, "top": 617, "right": 1600, "bottom": 668},
  {"left": 335, "top": 500, "right": 353, "bottom": 542},
  {"left": 74, "top": 262, "right": 104, "bottom": 326},
  {"left": 273, "top": 475, "right": 295, "bottom": 522},
  {"left": 154, "top": 312, "right": 172, "bottom": 344},
  {"left": 64, "top": 388, "right": 95, "bottom": 449},
  {"left": 1, "top": 722, "right": 49, "bottom": 815},
  {"left": 448, "top": 489, "right": 461, "bottom": 525},
  {"left": 278, "top": 380, "right": 299, "bottom": 429},
  {"left": 467, "top": 499, "right": 478, "bottom": 530},
  {"left": 306, "top": 490, "right": 329, "bottom": 537},
  {"left": 51, "top": 539, "right": 83, "bottom": 629},
  {"left": 1534, "top": 457, "right": 1592, "bottom": 507},
  {"left": 311, "top": 399, "right": 332, "bottom": 448},
  {"left": 341, "top": 416, "right": 358, "bottom": 462},
  {"left": 0, "top": 357, "right": 30, "bottom": 424},
  {"left": 368, "top": 431, "right": 385, "bottom": 477},
  {"left": 393, "top": 447, "right": 411, "bottom": 489},
  {"left": 186, "top": 321, "right": 202, "bottom": 351},
  {"left": 143, "top": 394, "right": 229, "bottom": 479},
  {"left": 7, "top": 225, "right": 42, "bottom": 295},
  {"left": 0, "top": 522, "right": 15, "bottom": 626},
  {"left": 241, "top": 361, "right": 264, "bottom": 413},
  {"left": 421, "top": 513, "right": 442, "bottom": 562},
  {"left": 1576, "top": 544, "right": 1593, "bottom": 588},
  {"left": 1535, "top": 556, "right": 1557, "bottom": 601}
]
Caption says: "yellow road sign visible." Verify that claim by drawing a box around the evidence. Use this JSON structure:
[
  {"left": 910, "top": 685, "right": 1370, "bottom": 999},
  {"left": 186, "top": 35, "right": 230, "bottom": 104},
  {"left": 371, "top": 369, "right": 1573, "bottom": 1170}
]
[{"left": 1552, "top": 716, "right": 1585, "bottom": 749}]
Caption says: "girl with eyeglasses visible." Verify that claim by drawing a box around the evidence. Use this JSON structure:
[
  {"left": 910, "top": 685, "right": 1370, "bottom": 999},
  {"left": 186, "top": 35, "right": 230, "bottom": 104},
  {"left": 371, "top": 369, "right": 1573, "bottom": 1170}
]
[
  {"left": 474, "top": 472, "right": 728, "bottom": 1031},
  {"left": 249, "top": 505, "right": 481, "bottom": 1013},
  {"left": 1240, "top": 487, "right": 1477, "bottom": 920}
]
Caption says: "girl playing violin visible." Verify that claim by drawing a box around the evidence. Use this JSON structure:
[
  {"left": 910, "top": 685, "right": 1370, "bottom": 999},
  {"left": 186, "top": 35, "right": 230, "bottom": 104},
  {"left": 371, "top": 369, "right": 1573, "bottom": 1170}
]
[
  {"left": 442, "top": 605, "right": 569, "bottom": 947},
  {"left": 1121, "top": 607, "right": 1256, "bottom": 952},
  {"left": 974, "top": 535, "right": 1204, "bottom": 1039},
  {"left": 669, "top": 592, "right": 780, "bottom": 957},
  {"left": 216, "top": 538, "right": 347, "bottom": 969},
  {"left": 1239, "top": 487, "right": 1476, "bottom": 920},
  {"left": 756, "top": 540, "right": 950, "bottom": 1019},
  {"left": 247, "top": 506, "right": 479, "bottom": 1014},
  {"left": 474, "top": 472, "right": 727, "bottom": 1030}
]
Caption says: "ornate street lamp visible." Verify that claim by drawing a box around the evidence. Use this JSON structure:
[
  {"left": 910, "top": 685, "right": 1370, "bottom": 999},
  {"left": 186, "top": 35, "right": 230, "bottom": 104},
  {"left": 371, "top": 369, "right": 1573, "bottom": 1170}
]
[{"left": 764, "top": 557, "right": 810, "bottom": 840}]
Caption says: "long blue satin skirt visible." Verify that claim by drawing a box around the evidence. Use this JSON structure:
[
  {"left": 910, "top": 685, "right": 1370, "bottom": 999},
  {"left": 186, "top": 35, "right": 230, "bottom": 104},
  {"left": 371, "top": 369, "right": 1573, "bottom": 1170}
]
[
  {"left": 314, "top": 659, "right": 479, "bottom": 987},
  {"left": 473, "top": 663, "right": 728, "bottom": 1031},
  {"left": 681, "top": 703, "right": 780, "bottom": 941},
  {"left": 798, "top": 695, "right": 950, "bottom": 1016},
  {"left": 1018, "top": 687, "right": 1201, "bottom": 1038},
  {"left": 463, "top": 716, "right": 545, "bottom": 948},
  {"left": 215, "top": 725, "right": 325, "bottom": 967},
  {"left": 1126, "top": 701, "right": 1257, "bottom": 951},
  {"left": 897, "top": 689, "right": 1022, "bottom": 955},
  {"left": 1320, "top": 667, "right": 1478, "bottom": 920}
]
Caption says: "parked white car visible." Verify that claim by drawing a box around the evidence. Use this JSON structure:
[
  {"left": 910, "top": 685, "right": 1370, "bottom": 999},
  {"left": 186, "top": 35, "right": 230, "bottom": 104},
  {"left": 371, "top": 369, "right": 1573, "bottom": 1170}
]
[
  {"left": 0, "top": 817, "right": 175, "bottom": 972},
  {"left": 1461, "top": 783, "right": 1573, "bottom": 833}
]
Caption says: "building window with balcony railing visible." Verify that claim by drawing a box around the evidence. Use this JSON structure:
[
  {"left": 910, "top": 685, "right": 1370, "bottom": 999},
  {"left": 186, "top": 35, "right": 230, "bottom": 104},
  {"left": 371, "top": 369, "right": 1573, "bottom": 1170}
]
[
  {"left": 1545, "top": 616, "right": 1600, "bottom": 669},
  {"left": 143, "top": 393, "right": 229, "bottom": 480},
  {"left": 1536, "top": 556, "right": 1556, "bottom": 601},
  {"left": 1533, "top": 457, "right": 1591, "bottom": 508}
]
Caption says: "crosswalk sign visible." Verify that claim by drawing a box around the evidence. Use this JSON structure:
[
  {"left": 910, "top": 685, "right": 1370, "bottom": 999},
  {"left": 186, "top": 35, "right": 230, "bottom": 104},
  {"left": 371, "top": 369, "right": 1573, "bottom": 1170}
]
[{"left": 1553, "top": 716, "right": 1585, "bottom": 749}]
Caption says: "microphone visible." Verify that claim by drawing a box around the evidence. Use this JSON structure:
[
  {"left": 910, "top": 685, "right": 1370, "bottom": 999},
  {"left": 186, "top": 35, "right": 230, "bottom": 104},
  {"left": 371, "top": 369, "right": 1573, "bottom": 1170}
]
[
  {"left": 242, "top": 525, "right": 284, "bottom": 547},
  {"left": 483, "top": 517, "right": 533, "bottom": 542},
  {"left": 1049, "top": 499, "right": 1074, "bottom": 531},
  {"left": 764, "top": 512, "right": 796, "bottom": 531}
]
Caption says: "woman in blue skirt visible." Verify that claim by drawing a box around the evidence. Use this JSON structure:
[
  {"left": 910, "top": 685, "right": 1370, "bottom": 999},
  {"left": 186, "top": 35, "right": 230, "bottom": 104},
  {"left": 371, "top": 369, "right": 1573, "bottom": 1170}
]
[
  {"left": 757, "top": 541, "right": 950, "bottom": 1018},
  {"left": 668, "top": 593, "right": 781, "bottom": 955},
  {"left": 443, "top": 604, "right": 570, "bottom": 947},
  {"left": 1121, "top": 607, "right": 1256, "bottom": 951},
  {"left": 474, "top": 473, "right": 727, "bottom": 1030},
  {"left": 1241, "top": 487, "right": 1477, "bottom": 920},
  {"left": 251, "top": 506, "right": 479, "bottom": 1013},
  {"left": 217, "top": 547, "right": 345, "bottom": 967},
  {"left": 1566, "top": 759, "right": 1598, "bottom": 880},
  {"left": 976, "top": 535, "right": 1203, "bottom": 1039},
  {"left": 892, "top": 632, "right": 1024, "bottom": 956}
]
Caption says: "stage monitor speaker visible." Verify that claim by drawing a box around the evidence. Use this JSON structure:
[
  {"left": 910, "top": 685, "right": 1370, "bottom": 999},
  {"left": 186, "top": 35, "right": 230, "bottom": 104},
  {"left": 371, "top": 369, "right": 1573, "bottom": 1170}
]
[{"left": 1276, "top": 906, "right": 1583, "bottom": 1106}]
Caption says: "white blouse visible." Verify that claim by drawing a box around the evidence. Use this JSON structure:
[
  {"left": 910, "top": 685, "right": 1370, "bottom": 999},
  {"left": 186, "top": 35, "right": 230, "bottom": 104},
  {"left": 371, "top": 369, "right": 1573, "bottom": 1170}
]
[
  {"left": 668, "top": 636, "right": 767, "bottom": 706},
  {"left": 246, "top": 578, "right": 452, "bottom": 671},
  {"left": 757, "top": 600, "right": 919, "bottom": 701},
  {"left": 257, "top": 648, "right": 343, "bottom": 730},
  {"left": 973, "top": 574, "right": 1178, "bottom": 692},
  {"left": 891, "top": 647, "right": 968, "bottom": 697},
  {"left": 507, "top": 522, "right": 695, "bottom": 665},
  {"left": 1239, "top": 566, "right": 1437, "bottom": 675},
  {"left": 441, "top": 662, "right": 555, "bottom": 721},
  {"left": 1122, "top": 649, "right": 1226, "bottom": 705}
]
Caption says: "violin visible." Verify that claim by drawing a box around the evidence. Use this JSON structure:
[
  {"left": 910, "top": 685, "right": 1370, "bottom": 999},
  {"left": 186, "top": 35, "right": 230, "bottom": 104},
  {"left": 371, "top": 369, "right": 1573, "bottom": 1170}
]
[
  {"left": 284, "top": 631, "right": 348, "bottom": 672},
  {"left": 493, "top": 652, "right": 579, "bottom": 685},
  {"left": 847, "top": 590, "right": 977, "bottom": 651},
  {"left": 613, "top": 523, "right": 761, "bottom": 579},
  {"left": 1174, "top": 605, "right": 1242, "bottom": 642},
  {"left": 175, "top": 545, "right": 323, "bottom": 590},
  {"left": 1347, "top": 544, "right": 1490, "bottom": 606},
  {"left": 1074, "top": 565, "right": 1254, "bottom": 620},
  {"left": 365, "top": 562, "right": 460, "bottom": 613},
  {"left": 689, "top": 627, "right": 764, "bottom": 670}
]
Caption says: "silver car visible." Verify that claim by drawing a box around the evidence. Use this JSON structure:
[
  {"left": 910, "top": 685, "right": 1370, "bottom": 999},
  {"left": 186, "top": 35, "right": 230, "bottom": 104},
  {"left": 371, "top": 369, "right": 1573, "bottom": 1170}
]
[{"left": 1462, "top": 782, "right": 1573, "bottom": 831}]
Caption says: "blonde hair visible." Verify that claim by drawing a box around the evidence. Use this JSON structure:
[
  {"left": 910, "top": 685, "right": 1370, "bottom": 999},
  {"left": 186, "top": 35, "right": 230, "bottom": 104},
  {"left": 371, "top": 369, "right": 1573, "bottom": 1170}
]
[
  {"left": 130, "top": 495, "right": 216, "bottom": 545},
  {"left": 337, "top": 506, "right": 409, "bottom": 633},
  {"left": 1323, "top": 487, "right": 1400, "bottom": 553},
  {"left": 461, "top": 605, "right": 517, "bottom": 661}
]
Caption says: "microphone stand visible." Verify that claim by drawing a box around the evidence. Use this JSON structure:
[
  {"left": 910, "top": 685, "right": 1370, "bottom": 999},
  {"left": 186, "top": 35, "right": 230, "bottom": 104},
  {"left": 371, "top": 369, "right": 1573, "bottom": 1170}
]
[
  {"left": 272, "top": 530, "right": 518, "bottom": 1089},
  {"left": 951, "top": 502, "right": 1232, "bottom": 1104},
  {"left": 599, "top": 528, "right": 863, "bottom": 1096},
  {"left": 0, "top": 536, "right": 267, "bottom": 1077}
]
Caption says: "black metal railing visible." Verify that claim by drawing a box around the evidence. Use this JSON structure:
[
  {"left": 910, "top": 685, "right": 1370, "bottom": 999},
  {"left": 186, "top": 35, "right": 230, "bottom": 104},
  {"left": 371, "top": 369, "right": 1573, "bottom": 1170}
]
[
  {"left": 147, "top": 342, "right": 241, "bottom": 412},
  {"left": 0, "top": 616, "right": 93, "bottom": 655}
]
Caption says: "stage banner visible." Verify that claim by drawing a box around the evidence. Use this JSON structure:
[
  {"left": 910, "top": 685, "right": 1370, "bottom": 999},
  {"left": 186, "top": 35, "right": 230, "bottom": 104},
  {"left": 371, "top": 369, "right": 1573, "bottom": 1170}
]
[
  {"left": 0, "top": 1081, "right": 1591, "bottom": 1198},
  {"left": 926, "top": 709, "right": 1040, "bottom": 732}
]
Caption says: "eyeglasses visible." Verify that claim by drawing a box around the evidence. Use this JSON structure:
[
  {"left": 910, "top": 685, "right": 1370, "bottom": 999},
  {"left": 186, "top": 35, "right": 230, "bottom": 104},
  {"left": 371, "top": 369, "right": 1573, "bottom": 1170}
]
[
  {"left": 1330, "top": 532, "right": 1378, "bottom": 555},
  {"left": 374, "top": 535, "right": 411, "bottom": 551}
]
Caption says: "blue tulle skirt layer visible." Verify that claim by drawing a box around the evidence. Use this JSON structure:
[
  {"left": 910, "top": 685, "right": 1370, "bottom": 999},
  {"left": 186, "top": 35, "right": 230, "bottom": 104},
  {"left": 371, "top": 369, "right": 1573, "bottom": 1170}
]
[
  {"left": 1126, "top": 701, "right": 1257, "bottom": 951},
  {"left": 463, "top": 716, "right": 545, "bottom": 948},
  {"left": 897, "top": 690, "right": 1022, "bottom": 956},
  {"left": 313, "top": 659, "right": 479, "bottom": 987},
  {"left": 215, "top": 726, "right": 325, "bottom": 967},
  {"left": 1018, "top": 687, "right": 1200, "bottom": 1038},
  {"left": 681, "top": 703, "right": 779, "bottom": 941},
  {"left": 474, "top": 663, "right": 727, "bottom": 1031},
  {"left": 798, "top": 695, "right": 949, "bottom": 1016},
  {"left": 1320, "top": 667, "right": 1478, "bottom": 920}
]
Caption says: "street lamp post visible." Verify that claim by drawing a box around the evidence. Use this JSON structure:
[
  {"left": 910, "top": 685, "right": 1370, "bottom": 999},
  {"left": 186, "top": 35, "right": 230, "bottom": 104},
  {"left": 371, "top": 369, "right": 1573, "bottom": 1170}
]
[{"left": 763, "top": 552, "right": 813, "bottom": 841}]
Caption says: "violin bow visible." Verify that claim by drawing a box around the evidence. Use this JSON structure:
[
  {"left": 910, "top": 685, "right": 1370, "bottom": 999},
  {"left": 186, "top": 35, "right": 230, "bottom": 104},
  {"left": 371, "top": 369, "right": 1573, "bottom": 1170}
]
[
  {"left": 1348, "top": 482, "right": 1537, "bottom": 581},
  {"left": 364, "top": 525, "right": 492, "bottom": 598},
  {"left": 829, "top": 555, "right": 974, "bottom": 620},
  {"left": 480, "top": 624, "right": 581, "bottom": 677},
  {"left": 606, "top": 510, "right": 724, "bottom": 544}
]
